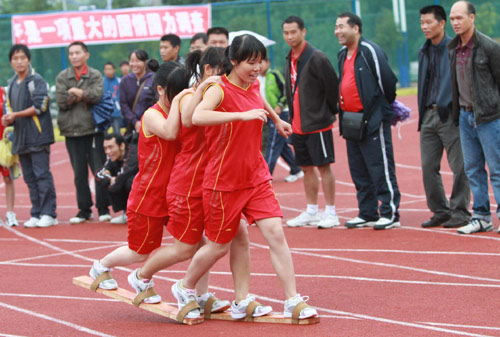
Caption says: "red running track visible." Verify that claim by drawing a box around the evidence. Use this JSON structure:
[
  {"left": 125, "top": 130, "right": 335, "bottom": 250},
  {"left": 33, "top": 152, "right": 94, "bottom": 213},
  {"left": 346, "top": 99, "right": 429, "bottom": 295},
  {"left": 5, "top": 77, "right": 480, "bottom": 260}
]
[{"left": 1, "top": 95, "right": 500, "bottom": 337}]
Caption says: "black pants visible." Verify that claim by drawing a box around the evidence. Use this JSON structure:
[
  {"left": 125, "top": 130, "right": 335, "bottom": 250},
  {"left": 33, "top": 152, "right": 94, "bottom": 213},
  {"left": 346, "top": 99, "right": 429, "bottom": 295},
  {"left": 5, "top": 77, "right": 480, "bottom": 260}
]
[
  {"left": 346, "top": 121, "right": 400, "bottom": 221},
  {"left": 108, "top": 175, "right": 134, "bottom": 212},
  {"left": 65, "top": 133, "right": 109, "bottom": 212}
]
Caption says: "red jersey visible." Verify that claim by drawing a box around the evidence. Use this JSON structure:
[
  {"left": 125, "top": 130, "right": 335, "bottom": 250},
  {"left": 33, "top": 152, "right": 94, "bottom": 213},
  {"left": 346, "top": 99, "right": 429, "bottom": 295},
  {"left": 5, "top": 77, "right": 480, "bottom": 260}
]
[
  {"left": 203, "top": 75, "right": 271, "bottom": 191},
  {"left": 340, "top": 48, "right": 363, "bottom": 112},
  {"left": 167, "top": 93, "right": 207, "bottom": 197},
  {"left": 127, "top": 102, "right": 181, "bottom": 216}
]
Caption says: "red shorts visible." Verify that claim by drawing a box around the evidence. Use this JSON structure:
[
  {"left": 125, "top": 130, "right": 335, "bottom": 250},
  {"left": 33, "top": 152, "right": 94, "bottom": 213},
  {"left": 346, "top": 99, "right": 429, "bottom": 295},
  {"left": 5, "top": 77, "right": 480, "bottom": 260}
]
[
  {"left": 166, "top": 192, "right": 204, "bottom": 245},
  {"left": 203, "top": 181, "right": 283, "bottom": 244},
  {"left": 127, "top": 210, "right": 168, "bottom": 255},
  {"left": 0, "top": 166, "right": 9, "bottom": 177}
]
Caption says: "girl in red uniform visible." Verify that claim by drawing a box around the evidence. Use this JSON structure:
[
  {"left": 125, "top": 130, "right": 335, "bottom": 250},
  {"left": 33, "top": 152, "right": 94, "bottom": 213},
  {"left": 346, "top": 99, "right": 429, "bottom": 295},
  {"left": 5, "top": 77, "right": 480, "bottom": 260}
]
[
  {"left": 171, "top": 35, "right": 318, "bottom": 320},
  {"left": 128, "top": 48, "right": 271, "bottom": 319},
  {"left": 89, "top": 61, "right": 190, "bottom": 303}
]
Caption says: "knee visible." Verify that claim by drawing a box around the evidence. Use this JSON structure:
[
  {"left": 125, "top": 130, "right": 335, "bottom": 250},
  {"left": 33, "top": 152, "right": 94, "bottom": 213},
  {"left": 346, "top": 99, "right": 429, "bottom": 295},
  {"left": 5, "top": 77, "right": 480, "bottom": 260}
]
[
  {"left": 209, "top": 242, "right": 231, "bottom": 259},
  {"left": 135, "top": 252, "right": 149, "bottom": 263},
  {"left": 176, "top": 243, "right": 198, "bottom": 261}
]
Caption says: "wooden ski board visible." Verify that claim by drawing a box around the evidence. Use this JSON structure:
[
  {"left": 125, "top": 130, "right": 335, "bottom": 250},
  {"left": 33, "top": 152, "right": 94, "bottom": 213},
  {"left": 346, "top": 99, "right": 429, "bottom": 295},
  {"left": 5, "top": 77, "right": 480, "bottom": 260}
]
[
  {"left": 206, "top": 310, "right": 320, "bottom": 325},
  {"left": 72, "top": 275, "right": 203, "bottom": 325}
]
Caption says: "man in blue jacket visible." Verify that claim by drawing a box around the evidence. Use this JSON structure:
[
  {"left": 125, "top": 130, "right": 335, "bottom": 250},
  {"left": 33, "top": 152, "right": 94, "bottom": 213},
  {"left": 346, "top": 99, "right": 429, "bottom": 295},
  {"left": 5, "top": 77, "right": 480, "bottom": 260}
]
[
  {"left": 3, "top": 44, "right": 57, "bottom": 228},
  {"left": 417, "top": 5, "right": 470, "bottom": 229},
  {"left": 335, "top": 12, "right": 401, "bottom": 230}
]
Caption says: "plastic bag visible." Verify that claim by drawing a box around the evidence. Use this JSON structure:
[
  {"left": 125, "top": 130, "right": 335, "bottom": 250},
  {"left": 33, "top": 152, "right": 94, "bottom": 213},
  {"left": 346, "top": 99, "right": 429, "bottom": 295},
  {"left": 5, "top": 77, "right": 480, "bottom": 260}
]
[{"left": 0, "top": 126, "right": 19, "bottom": 167}]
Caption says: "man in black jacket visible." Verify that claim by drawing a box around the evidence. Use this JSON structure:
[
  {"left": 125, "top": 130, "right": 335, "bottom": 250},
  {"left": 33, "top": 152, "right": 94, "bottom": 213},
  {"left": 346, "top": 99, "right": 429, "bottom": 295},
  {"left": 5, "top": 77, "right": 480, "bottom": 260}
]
[
  {"left": 448, "top": 1, "right": 500, "bottom": 234},
  {"left": 96, "top": 133, "right": 138, "bottom": 224},
  {"left": 417, "top": 5, "right": 470, "bottom": 229},
  {"left": 335, "top": 12, "right": 401, "bottom": 230},
  {"left": 282, "top": 16, "right": 340, "bottom": 229}
]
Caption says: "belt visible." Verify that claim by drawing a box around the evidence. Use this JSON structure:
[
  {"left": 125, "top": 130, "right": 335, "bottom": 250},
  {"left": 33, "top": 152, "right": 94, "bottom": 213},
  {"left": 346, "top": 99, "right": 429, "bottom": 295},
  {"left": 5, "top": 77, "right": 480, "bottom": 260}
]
[{"left": 460, "top": 105, "right": 473, "bottom": 111}]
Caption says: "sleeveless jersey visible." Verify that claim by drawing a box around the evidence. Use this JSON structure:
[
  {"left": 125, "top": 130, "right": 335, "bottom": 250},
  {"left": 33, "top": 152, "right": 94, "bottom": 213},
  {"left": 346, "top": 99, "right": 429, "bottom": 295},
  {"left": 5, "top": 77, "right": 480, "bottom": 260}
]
[
  {"left": 202, "top": 75, "right": 272, "bottom": 191},
  {"left": 127, "top": 102, "right": 181, "bottom": 216}
]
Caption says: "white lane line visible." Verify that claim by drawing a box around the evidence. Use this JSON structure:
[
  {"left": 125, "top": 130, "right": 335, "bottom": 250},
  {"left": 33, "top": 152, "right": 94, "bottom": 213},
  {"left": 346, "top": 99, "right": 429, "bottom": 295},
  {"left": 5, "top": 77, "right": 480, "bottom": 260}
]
[
  {"left": 290, "top": 248, "right": 500, "bottom": 256},
  {"left": 421, "top": 322, "right": 500, "bottom": 331},
  {"left": 403, "top": 226, "right": 500, "bottom": 242},
  {"left": 251, "top": 242, "right": 500, "bottom": 283},
  {"left": 45, "top": 239, "right": 127, "bottom": 244},
  {"left": 0, "top": 301, "right": 114, "bottom": 337},
  {"left": 0, "top": 333, "right": 28, "bottom": 337},
  {"left": 0, "top": 293, "right": 117, "bottom": 302}
]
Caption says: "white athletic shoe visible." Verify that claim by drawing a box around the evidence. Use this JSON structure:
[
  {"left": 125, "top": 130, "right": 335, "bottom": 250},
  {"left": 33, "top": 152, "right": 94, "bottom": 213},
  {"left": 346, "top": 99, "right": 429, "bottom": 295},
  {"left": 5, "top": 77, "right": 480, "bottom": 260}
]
[
  {"left": 284, "top": 171, "right": 304, "bottom": 183},
  {"left": 373, "top": 217, "right": 401, "bottom": 230},
  {"left": 24, "top": 217, "right": 40, "bottom": 228},
  {"left": 89, "top": 260, "right": 118, "bottom": 290},
  {"left": 286, "top": 212, "right": 321, "bottom": 227},
  {"left": 171, "top": 280, "right": 200, "bottom": 319},
  {"left": 70, "top": 211, "right": 93, "bottom": 224},
  {"left": 230, "top": 295, "right": 273, "bottom": 319},
  {"left": 36, "top": 215, "right": 58, "bottom": 228},
  {"left": 284, "top": 294, "right": 318, "bottom": 319},
  {"left": 110, "top": 212, "right": 127, "bottom": 224},
  {"left": 317, "top": 213, "right": 340, "bottom": 229},
  {"left": 345, "top": 217, "right": 376, "bottom": 228},
  {"left": 457, "top": 218, "right": 493, "bottom": 234},
  {"left": 197, "top": 292, "right": 230, "bottom": 314},
  {"left": 6, "top": 211, "right": 19, "bottom": 227},
  {"left": 127, "top": 269, "right": 161, "bottom": 304},
  {"left": 98, "top": 213, "right": 112, "bottom": 222}
]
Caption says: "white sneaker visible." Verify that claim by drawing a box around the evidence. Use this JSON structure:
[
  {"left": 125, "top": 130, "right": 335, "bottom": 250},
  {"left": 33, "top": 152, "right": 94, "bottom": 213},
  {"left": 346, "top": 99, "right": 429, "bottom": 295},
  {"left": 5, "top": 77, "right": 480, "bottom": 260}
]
[
  {"left": 286, "top": 212, "right": 321, "bottom": 227},
  {"left": 284, "top": 171, "right": 304, "bottom": 183},
  {"left": 373, "top": 217, "right": 401, "bottom": 230},
  {"left": 24, "top": 217, "right": 40, "bottom": 228},
  {"left": 127, "top": 269, "right": 161, "bottom": 304},
  {"left": 317, "top": 213, "right": 340, "bottom": 229},
  {"left": 171, "top": 280, "right": 200, "bottom": 319},
  {"left": 98, "top": 213, "right": 112, "bottom": 222},
  {"left": 458, "top": 218, "right": 493, "bottom": 234},
  {"left": 345, "top": 217, "right": 376, "bottom": 228},
  {"left": 6, "top": 212, "right": 19, "bottom": 227},
  {"left": 230, "top": 295, "right": 272, "bottom": 319},
  {"left": 284, "top": 294, "right": 318, "bottom": 319},
  {"left": 197, "top": 292, "right": 230, "bottom": 314},
  {"left": 110, "top": 212, "right": 127, "bottom": 224},
  {"left": 70, "top": 211, "right": 93, "bottom": 224},
  {"left": 89, "top": 260, "right": 118, "bottom": 290},
  {"left": 36, "top": 215, "right": 58, "bottom": 228}
]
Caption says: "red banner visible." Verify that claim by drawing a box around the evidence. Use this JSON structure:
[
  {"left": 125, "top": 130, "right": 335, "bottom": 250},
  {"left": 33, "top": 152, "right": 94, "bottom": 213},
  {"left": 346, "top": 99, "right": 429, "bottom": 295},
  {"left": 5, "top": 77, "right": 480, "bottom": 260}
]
[{"left": 12, "top": 5, "right": 211, "bottom": 49}]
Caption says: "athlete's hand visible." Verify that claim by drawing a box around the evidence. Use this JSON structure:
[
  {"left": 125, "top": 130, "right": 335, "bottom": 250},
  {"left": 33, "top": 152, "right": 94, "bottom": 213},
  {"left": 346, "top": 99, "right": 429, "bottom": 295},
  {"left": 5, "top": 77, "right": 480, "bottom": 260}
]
[
  {"left": 240, "top": 109, "right": 268, "bottom": 122},
  {"left": 173, "top": 88, "right": 195, "bottom": 102},
  {"left": 198, "top": 76, "right": 221, "bottom": 91},
  {"left": 276, "top": 119, "right": 292, "bottom": 138}
]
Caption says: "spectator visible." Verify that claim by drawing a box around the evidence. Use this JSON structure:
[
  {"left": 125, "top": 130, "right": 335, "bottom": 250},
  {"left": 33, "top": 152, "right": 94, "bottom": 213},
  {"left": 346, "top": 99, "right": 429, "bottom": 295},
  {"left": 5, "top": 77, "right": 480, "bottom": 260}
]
[
  {"left": 417, "top": 5, "right": 470, "bottom": 229},
  {"left": 96, "top": 133, "right": 138, "bottom": 224},
  {"left": 0, "top": 86, "right": 18, "bottom": 227},
  {"left": 103, "top": 61, "right": 123, "bottom": 134},
  {"left": 160, "top": 34, "right": 184, "bottom": 64},
  {"left": 335, "top": 12, "right": 401, "bottom": 230},
  {"left": 119, "top": 60, "right": 130, "bottom": 77},
  {"left": 3, "top": 44, "right": 57, "bottom": 228},
  {"left": 55, "top": 41, "right": 110, "bottom": 224},
  {"left": 259, "top": 56, "right": 303, "bottom": 182},
  {"left": 119, "top": 50, "right": 156, "bottom": 133},
  {"left": 207, "top": 27, "right": 229, "bottom": 48},
  {"left": 189, "top": 32, "right": 207, "bottom": 52},
  {"left": 282, "top": 16, "right": 340, "bottom": 229},
  {"left": 448, "top": 1, "right": 500, "bottom": 234}
]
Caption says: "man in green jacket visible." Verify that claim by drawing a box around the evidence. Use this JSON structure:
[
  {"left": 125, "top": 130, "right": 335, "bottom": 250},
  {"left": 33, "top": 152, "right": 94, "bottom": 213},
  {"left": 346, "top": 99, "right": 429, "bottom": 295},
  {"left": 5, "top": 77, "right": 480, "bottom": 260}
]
[{"left": 56, "top": 41, "right": 110, "bottom": 224}]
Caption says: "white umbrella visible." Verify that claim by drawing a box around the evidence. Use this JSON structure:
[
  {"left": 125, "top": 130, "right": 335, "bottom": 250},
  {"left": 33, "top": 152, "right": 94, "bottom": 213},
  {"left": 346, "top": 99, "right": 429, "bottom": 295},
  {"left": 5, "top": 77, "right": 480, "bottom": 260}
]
[{"left": 228, "top": 30, "right": 276, "bottom": 47}]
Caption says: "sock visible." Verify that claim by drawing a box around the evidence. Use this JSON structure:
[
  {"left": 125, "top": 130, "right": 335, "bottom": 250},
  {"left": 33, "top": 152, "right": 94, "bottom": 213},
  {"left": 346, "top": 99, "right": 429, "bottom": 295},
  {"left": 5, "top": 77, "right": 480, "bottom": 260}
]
[
  {"left": 325, "top": 205, "right": 337, "bottom": 216},
  {"left": 306, "top": 204, "right": 318, "bottom": 215},
  {"left": 95, "top": 260, "right": 109, "bottom": 273}
]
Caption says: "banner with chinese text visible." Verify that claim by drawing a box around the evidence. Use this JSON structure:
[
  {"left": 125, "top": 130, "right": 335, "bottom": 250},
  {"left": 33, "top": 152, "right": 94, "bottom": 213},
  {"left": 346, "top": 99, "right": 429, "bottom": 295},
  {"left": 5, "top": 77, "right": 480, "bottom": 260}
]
[{"left": 12, "top": 5, "right": 211, "bottom": 49}]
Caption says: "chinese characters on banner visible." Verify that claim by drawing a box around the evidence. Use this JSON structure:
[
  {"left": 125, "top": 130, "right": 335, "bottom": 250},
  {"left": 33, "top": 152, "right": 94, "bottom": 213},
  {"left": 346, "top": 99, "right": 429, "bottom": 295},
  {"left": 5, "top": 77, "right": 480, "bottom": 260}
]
[{"left": 11, "top": 5, "right": 211, "bottom": 49}]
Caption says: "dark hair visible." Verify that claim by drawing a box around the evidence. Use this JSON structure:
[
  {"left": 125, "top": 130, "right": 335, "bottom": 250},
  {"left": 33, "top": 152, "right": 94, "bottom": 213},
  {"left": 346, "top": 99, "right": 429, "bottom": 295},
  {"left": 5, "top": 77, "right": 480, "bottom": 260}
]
[
  {"left": 420, "top": 5, "right": 447, "bottom": 22},
  {"left": 185, "top": 47, "right": 225, "bottom": 82},
  {"left": 129, "top": 49, "right": 148, "bottom": 62},
  {"left": 104, "top": 133, "right": 125, "bottom": 146},
  {"left": 465, "top": 1, "right": 476, "bottom": 15},
  {"left": 153, "top": 62, "right": 189, "bottom": 103},
  {"left": 119, "top": 60, "right": 129, "bottom": 67},
  {"left": 191, "top": 32, "right": 208, "bottom": 45},
  {"left": 282, "top": 16, "right": 305, "bottom": 30},
  {"left": 160, "top": 34, "right": 181, "bottom": 48},
  {"left": 222, "top": 34, "right": 266, "bottom": 75},
  {"left": 9, "top": 44, "right": 31, "bottom": 61},
  {"left": 68, "top": 41, "right": 88, "bottom": 52},
  {"left": 104, "top": 61, "right": 115, "bottom": 69},
  {"left": 207, "top": 27, "right": 229, "bottom": 39},
  {"left": 146, "top": 59, "right": 160, "bottom": 73},
  {"left": 337, "top": 12, "right": 363, "bottom": 34}
]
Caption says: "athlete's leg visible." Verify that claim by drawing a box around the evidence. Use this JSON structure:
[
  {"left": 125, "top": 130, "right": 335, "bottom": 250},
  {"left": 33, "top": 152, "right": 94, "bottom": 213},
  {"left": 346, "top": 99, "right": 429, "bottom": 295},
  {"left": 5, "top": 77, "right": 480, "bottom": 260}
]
[
  {"left": 229, "top": 219, "right": 250, "bottom": 302},
  {"left": 100, "top": 246, "right": 149, "bottom": 268},
  {"left": 302, "top": 165, "right": 319, "bottom": 205}
]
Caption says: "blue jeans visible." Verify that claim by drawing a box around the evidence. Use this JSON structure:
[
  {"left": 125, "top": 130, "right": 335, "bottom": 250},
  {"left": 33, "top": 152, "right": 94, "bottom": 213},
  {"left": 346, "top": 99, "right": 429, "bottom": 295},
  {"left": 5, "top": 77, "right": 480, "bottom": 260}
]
[{"left": 459, "top": 109, "right": 500, "bottom": 221}]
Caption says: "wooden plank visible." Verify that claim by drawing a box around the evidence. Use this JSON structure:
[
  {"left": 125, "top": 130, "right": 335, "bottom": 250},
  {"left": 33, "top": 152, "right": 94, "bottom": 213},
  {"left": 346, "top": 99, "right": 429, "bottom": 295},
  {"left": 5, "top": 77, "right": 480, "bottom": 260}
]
[
  {"left": 73, "top": 275, "right": 203, "bottom": 325},
  {"left": 206, "top": 311, "right": 320, "bottom": 325}
]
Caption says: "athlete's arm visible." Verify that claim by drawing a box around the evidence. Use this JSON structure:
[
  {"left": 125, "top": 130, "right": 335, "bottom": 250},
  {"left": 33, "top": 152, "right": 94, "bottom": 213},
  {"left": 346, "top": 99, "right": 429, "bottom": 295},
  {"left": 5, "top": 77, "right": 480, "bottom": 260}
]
[
  {"left": 192, "top": 85, "right": 267, "bottom": 126},
  {"left": 181, "top": 76, "right": 220, "bottom": 128}
]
